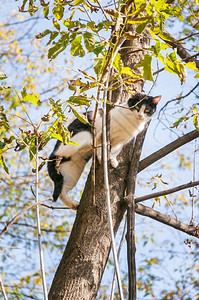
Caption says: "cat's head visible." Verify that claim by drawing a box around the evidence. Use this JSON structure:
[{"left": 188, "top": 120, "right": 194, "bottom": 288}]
[{"left": 128, "top": 93, "right": 161, "bottom": 121}]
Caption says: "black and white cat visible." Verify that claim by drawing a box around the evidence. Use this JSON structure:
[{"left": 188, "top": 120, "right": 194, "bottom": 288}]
[{"left": 47, "top": 93, "right": 161, "bottom": 209}]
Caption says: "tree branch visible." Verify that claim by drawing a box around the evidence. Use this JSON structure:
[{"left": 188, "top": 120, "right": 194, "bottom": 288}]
[
  {"left": 135, "top": 180, "right": 199, "bottom": 203},
  {"left": 126, "top": 125, "right": 149, "bottom": 300},
  {"left": 159, "top": 30, "right": 199, "bottom": 69},
  {"left": 0, "top": 198, "right": 51, "bottom": 237},
  {"left": 139, "top": 130, "right": 199, "bottom": 172},
  {"left": 135, "top": 203, "right": 199, "bottom": 238}
]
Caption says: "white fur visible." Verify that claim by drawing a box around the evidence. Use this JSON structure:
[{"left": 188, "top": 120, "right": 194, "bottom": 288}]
[
  {"left": 55, "top": 131, "right": 92, "bottom": 157},
  {"left": 55, "top": 101, "right": 151, "bottom": 209},
  {"left": 59, "top": 152, "right": 89, "bottom": 209},
  {"left": 95, "top": 102, "right": 150, "bottom": 166}
]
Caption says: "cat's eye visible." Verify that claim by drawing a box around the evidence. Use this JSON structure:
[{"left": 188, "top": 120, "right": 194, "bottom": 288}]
[
  {"left": 135, "top": 105, "right": 139, "bottom": 110},
  {"left": 145, "top": 109, "right": 150, "bottom": 113}
]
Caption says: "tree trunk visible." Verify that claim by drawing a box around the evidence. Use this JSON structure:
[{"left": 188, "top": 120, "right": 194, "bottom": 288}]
[{"left": 49, "top": 31, "right": 150, "bottom": 300}]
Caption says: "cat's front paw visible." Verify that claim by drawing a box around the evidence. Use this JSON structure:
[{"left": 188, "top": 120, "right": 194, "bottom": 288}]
[{"left": 110, "top": 157, "right": 119, "bottom": 168}]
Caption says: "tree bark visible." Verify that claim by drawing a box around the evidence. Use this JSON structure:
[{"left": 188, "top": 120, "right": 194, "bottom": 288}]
[{"left": 49, "top": 28, "right": 151, "bottom": 300}]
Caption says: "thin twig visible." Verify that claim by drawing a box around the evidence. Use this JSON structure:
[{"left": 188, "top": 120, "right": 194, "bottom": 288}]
[
  {"left": 135, "top": 180, "right": 199, "bottom": 203},
  {"left": 41, "top": 203, "right": 69, "bottom": 210},
  {"left": 35, "top": 136, "right": 48, "bottom": 300},
  {"left": 102, "top": 39, "right": 125, "bottom": 300},
  {"left": 0, "top": 198, "right": 50, "bottom": 237},
  {"left": 190, "top": 140, "right": 197, "bottom": 225},
  {"left": 0, "top": 276, "right": 8, "bottom": 300},
  {"left": 95, "top": 0, "right": 110, "bottom": 20},
  {"left": 158, "top": 82, "right": 199, "bottom": 117},
  {"left": 110, "top": 216, "right": 127, "bottom": 300}
]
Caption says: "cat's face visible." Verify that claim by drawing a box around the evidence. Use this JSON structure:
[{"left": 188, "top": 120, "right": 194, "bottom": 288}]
[{"left": 128, "top": 93, "right": 161, "bottom": 121}]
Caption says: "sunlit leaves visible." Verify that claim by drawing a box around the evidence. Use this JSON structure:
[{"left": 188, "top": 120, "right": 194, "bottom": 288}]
[
  {"left": 83, "top": 32, "right": 95, "bottom": 52},
  {"left": 70, "top": 35, "right": 85, "bottom": 57},
  {"left": 0, "top": 155, "right": 9, "bottom": 174},
  {"left": 73, "top": 0, "right": 85, "bottom": 5},
  {"left": 165, "top": 53, "right": 187, "bottom": 84},
  {"left": 136, "top": 54, "right": 154, "bottom": 81},
  {"left": 53, "top": 4, "right": 64, "bottom": 20},
  {"left": 21, "top": 88, "right": 41, "bottom": 106},
  {"left": 48, "top": 32, "right": 69, "bottom": 59},
  {"left": 172, "top": 105, "right": 199, "bottom": 131},
  {"left": 49, "top": 98, "right": 67, "bottom": 122},
  {"left": 0, "top": 72, "right": 7, "bottom": 80},
  {"left": 68, "top": 95, "right": 92, "bottom": 106},
  {"left": 69, "top": 104, "right": 89, "bottom": 124},
  {"left": 48, "top": 120, "right": 70, "bottom": 144},
  {"left": 94, "top": 53, "right": 106, "bottom": 79}
]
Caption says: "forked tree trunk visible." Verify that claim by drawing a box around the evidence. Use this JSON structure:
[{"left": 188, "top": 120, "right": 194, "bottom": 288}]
[{"left": 49, "top": 31, "right": 150, "bottom": 300}]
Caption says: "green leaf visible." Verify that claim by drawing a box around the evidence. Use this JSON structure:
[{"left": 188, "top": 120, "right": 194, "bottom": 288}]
[
  {"left": 193, "top": 115, "right": 198, "bottom": 130},
  {"left": 43, "top": 6, "right": 49, "bottom": 18},
  {"left": 48, "top": 32, "right": 69, "bottom": 59},
  {"left": 21, "top": 88, "right": 41, "bottom": 106},
  {"left": 165, "top": 55, "right": 187, "bottom": 83},
  {"left": 94, "top": 53, "right": 106, "bottom": 79},
  {"left": 93, "top": 44, "right": 104, "bottom": 55},
  {"left": 70, "top": 36, "right": 85, "bottom": 57},
  {"left": 158, "top": 31, "right": 174, "bottom": 42},
  {"left": 68, "top": 95, "right": 91, "bottom": 106},
  {"left": 136, "top": 21, "right": 150, "bottom": 34},
  {"left": 0, "top": 72, "right": 7, "bottom": 80},
  {"left": 69, "top": 105, "right": 89, "bottom": 124},
  {"left": 53, "top": 5, "right": 64, "bottom": 20},
  {"left": 74, "top": 0, "right": 85, "bottom": 5},
  {"left": 113, "top": 53, "right": 123, "bottom": 73},
  {"left": 127, "top": 16, "right": 153, "bottom": 24},
  {"left": 46, "top": 31, "right": 59, "bottom": 46},
  {"left": 121, "top": 67, "right": 141, "bottom": 78},
  {"left": 35, "top": 29, "right": 51, "bottom": 39},
  {"left": 185, "top": 61, "right": 197, "bottom": 71},
  {"left": 137, "top": 54, "right": 153, "bottom": 81},
  {"left": 0, "top": 155, "right": 9, "bottom": 174},
  {"left": 172, "top": 117, "right": 184, "bottom": 128},
  {"left": 83, "top": 32, "right": 95, "bottom": 52},
  {"left": 0, "top": 85, "right": 11, "bottom": 90},
  {"left": 53, "top": 19, "right": 61, "bottom": 31}
]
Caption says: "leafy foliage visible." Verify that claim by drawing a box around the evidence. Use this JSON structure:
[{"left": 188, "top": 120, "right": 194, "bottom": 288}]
[{"left": 1, "top": 0, "right": 199, "bottom": 298}]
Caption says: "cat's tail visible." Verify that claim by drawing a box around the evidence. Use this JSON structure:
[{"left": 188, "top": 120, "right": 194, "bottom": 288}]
[{"left": 52, "top": 179, "right": 63, "bottom": 202}]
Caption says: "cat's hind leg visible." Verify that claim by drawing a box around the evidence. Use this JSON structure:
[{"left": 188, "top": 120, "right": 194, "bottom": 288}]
[
  {"left": 110, "top": 143, "right": 123, "bottom": 168},
  {"left": 59, "top": 192, "right": 79, "bottom": 210}
]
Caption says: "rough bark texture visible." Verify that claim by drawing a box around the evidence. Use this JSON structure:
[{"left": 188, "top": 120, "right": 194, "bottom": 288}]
[
  {"left": 49, "top": 28, "right": 151, "bottom": 300},
  {"left": 49, "top": 147, "right": 131, "bottom": 299}
]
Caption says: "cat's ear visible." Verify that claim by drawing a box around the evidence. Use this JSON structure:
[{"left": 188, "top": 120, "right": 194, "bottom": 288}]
[{"left": 152, "top": 95, "right": 161, "bottom": 104}]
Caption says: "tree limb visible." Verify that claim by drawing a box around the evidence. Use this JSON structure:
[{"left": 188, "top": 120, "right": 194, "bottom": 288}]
[
  {"left": 159, "top": 30, "right": 199, "bottom": 69},
  {"left": 135, "top": 203, "right": 199, "bottom": 238},
  {"left": 126, "top": 125, "right": 149, "bottom": 300},
  {"left": 135, "top": 180, "right": 199, "bottom": 203},
  {"left": 139, "top": 130, "right": 199, "bottom": 172},
  {"left": 0, "top": 198, "right": 51, "bottom": 237}
]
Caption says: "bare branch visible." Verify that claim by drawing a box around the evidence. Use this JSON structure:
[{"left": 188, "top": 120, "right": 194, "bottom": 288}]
[
  {"left": 0, "top": 276, "right": 8, "bottom": 300},
  {"left": 159, "top": 82, "right": 199, "bottom": 113},
  {"left": 139, "top": 130, "right": 199, "bottom": 172},
  {"left": 126, "top": 124, "right": 149, "bottom": 300},
  {"left": 135, "top": 180, "right": 199, "bottom": 203},
  {"left": 0, "top": 198, "right": 51, "bottom": 237},
  {"left": 135, "top": 203, "right": 199, "bottom": 238}
]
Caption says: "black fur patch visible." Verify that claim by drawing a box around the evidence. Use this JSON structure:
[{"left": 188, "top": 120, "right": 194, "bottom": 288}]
[{"left": 128, "top": 93, "right": 158, "bottom": 116}]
